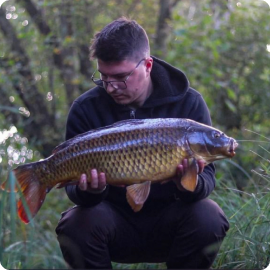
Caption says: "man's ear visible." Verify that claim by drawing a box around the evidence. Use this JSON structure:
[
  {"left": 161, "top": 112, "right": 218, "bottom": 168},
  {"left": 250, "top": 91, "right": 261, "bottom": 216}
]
[{"left": 145, "top": 57, "right": 153, "bottom": 72}]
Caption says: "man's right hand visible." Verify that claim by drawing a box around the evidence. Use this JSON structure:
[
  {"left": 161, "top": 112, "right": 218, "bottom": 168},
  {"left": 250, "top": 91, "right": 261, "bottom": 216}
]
[{"left": 78, "top": 169, "right": 107, "bottom": 193}]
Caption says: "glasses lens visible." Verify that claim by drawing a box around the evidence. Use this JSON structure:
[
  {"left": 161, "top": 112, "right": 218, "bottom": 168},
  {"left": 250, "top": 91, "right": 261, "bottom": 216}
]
[
  {"left": 92, "top": 72, "right": 128, "bottom": 89},
  {"left": 109, "top": 81, "right": 126, "bottom": 89}
]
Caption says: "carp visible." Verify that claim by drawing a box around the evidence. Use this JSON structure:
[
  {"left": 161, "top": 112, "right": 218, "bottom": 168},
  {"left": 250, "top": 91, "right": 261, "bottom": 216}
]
[{"left": 1, "top": 118, "right": 238, "bottom": 223}]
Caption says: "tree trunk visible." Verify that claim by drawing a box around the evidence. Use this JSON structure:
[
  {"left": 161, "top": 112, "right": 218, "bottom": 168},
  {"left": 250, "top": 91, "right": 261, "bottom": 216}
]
[
  {"left": 210, "top": 0, "right": 233, "bottom": 29},
  {"left": 15, "top": 0, "right": 51, "bottom": 35},
  {"left": 16, "top": 0, "right": 91, "bottom": 107},
  {"left": 154, "top": 0, "right": 180, "bottom": 57}
]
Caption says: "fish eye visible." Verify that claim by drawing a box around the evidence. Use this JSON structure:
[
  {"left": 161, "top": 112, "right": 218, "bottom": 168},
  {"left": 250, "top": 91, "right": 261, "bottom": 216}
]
[{"left": 214, "top": 132, "right": 221, "bottom": 138}]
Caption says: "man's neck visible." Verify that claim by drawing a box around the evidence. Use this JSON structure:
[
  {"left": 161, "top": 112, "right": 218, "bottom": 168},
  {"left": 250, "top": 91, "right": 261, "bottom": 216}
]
[
  {"left": 131, "top": 79, "right": 153, "bottom": 109},
  {"left": 145, "top": 79, "right": 153, "bottom": 103}
]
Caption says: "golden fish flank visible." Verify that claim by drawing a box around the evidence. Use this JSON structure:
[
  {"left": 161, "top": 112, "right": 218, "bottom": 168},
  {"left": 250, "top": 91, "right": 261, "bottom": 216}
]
[
  {"left": 1, "top": 118, "right": 238, "bottom": 223},
  {"left": 42, "top": 125, "right": 183, "bottom": 185}
]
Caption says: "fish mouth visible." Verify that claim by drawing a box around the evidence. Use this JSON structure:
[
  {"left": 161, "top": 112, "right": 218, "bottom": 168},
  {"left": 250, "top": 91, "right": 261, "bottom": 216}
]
[{"left": 228, "top": 138, "right": 238, "bottom": 157}]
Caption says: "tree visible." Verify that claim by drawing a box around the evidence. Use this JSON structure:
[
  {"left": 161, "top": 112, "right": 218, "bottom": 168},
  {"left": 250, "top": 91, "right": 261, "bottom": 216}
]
[
  {"left": 154, "top": 0, "right": 181, "bottom": 57},
  {"left": 0, "top": 0, "right": 160, "bottom": 157},
  {"left": 167, "top": 0, "right": 270, "bottom": 132}
]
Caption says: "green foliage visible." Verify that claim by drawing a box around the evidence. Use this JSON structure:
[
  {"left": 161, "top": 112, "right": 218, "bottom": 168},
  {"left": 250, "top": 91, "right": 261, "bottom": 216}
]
[
  {"left": 1, "top": 0, "right": 270, "bottom": 269},
  {"left": 0, "top": 0, "right": 159, "bottom": 156},
  {"left": 168, "top": 0, "right": 270, "bottom": 132},
  {"left": 211, "top": 159, "right": 270, "bottom": 269},
  {"left": 0, "top": 127, "right": 72, "bottom": 269},
  {"left": 1, "top": 191, "right": 69, "bottom": 269}
]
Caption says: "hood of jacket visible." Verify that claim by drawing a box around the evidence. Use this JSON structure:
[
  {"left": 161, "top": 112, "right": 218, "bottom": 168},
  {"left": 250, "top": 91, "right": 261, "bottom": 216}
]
[{"left": 142, "top": 56, "right": 190, "bottom": 108}]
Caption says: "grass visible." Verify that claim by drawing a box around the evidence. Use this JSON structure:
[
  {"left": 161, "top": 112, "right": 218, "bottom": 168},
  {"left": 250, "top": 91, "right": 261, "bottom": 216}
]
[
  {"left": 210, "top": 165, "right": 270, "bottom": 269},
  {"left": 0, "top": 171, "right": 70, "bottom": 269},
  {"left": 0, "top": 148, "right": 270, "bottom": 269}
]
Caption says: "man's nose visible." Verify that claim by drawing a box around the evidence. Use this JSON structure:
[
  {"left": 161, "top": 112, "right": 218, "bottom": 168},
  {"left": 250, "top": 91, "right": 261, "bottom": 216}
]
[{"left": 106, "top": 82, "right": 117, "bottom": 94}]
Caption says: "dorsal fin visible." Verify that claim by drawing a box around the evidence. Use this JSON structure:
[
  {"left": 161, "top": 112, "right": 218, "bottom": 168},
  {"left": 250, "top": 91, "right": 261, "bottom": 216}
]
[
  {"left": 52, "top": 119, "right": 147, "bottom": 154},
  {"left": 52, "top": 140, "right": 72, "bottom": 154},
  {"left": 52, "top": 129, "right": 96, "bottom": 154}
]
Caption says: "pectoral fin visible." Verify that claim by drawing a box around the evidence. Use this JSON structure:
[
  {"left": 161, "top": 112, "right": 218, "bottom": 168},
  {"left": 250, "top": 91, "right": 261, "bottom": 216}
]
[
  {"left": 180, "top": 158, "right": 198, "bottom": 192},
  {"left": 126, "top": 181, "right": 151, "bottom": 212}
]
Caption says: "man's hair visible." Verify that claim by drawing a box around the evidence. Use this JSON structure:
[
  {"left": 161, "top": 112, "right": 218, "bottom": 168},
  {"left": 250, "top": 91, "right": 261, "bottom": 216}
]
[{"left": 90, "top": 17, "right": 150, "bottom": 62}]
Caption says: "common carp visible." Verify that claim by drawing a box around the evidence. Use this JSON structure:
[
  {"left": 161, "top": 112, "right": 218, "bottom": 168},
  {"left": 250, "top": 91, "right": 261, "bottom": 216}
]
[{"left": 1, "top": 118, "right": 238, "bottom": 223}]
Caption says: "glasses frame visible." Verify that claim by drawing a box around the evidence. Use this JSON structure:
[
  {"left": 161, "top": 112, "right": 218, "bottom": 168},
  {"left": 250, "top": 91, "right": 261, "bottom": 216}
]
[{"left": 91, "top": 58, "right": 145, "bottom": 90}]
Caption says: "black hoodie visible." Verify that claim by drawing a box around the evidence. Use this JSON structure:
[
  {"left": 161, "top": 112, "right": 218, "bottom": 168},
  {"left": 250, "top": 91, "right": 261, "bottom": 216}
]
[{"left": 64, "top": 56, "right": 216, "bottom": 210}]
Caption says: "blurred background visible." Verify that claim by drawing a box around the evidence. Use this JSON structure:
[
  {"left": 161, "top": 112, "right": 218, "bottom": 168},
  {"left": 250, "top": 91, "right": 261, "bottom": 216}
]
[{"left": 0, "top": 0, "right": 270, "bottom": 269}]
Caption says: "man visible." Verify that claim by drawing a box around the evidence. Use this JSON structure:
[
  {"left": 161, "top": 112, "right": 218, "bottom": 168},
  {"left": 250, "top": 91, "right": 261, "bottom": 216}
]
[{"left": 56, "top": 17, "right": 229, "bottom": 269}]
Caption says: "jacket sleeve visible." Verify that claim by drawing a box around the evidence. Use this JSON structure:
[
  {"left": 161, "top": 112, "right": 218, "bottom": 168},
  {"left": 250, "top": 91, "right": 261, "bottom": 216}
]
[
  {"left": 64, "top": 101, "right": 109, "bottom": 206},
  {"left": 176, "top": 91, "right": 216, "bottom": 202}
]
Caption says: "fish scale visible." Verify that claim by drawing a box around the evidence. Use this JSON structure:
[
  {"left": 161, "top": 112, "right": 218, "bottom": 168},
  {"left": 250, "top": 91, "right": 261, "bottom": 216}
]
[
  {"left": 1, "top": 118, "right": 238, "bottom": 223},
  {"left": 37, "top": 126, "right": 181, "bottom": 186}
]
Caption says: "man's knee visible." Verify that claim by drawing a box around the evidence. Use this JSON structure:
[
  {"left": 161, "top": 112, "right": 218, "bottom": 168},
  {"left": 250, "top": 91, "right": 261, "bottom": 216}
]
[
  {"left": 190, "top": 199, "right": 229, "bottom": 237},
  {"left": 166, "top": 199, "right": 229, "bottom": 269},
  {"left": 56, "top": 202, "right": 115, "bottom": 242},
  {"left": 174, "top": 198, "right": 229, "bottom": 248},
  {"left": 55, "top": 203, "right": 116, "bottom": 268},
  {"left": 180, "top": 198, "right": 230, "bottom": 260}
]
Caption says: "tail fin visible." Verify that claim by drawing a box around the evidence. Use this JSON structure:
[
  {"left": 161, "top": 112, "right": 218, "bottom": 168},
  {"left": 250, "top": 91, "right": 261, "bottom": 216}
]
[
  {"left": 1, "top": 178, "right": 17, "bottom": 192},
  {"left": 13, "top": 163, "right": 47, "bottom": 223}
]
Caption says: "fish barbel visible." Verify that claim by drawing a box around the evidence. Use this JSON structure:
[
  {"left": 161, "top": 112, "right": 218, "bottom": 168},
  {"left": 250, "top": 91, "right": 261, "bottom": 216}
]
[{"left": 1, "top": 118, "right": 238, "bottom": 223}]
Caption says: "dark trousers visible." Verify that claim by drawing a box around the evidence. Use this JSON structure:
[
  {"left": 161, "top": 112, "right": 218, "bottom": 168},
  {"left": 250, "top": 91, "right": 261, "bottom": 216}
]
[{"left": 55, "top": 198, "right": 229, "bottom": 269}]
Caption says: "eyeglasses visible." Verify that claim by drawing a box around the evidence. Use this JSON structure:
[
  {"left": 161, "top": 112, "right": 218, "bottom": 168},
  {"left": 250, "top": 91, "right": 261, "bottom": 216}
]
[{"left": 91, "top": 58, "right": 145, "bottom": 90}]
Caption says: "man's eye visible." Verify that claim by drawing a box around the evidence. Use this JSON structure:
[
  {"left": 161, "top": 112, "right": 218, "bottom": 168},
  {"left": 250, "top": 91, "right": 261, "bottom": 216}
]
[{"left": 114, "top": 75, "right": 126, "bottom": 80}]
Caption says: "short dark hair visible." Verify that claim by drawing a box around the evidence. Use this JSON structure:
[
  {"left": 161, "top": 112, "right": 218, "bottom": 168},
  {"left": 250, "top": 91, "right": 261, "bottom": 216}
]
[{"left": 90, "top": 17, "right": 150, "bottom": 62}]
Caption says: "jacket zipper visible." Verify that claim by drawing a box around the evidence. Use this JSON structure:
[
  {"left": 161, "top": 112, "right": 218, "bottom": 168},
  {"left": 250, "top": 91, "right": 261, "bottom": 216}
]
[{"left": 130, "top": 109, "right": 136, "bottom": 119}]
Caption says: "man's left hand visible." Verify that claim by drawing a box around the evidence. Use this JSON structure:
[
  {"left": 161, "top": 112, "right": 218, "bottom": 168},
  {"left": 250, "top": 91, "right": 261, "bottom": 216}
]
[
  {"left": 173, "top": 159, "right": 205, "bottom": 191},
  {"left": 161, "top": 159, "right": 206, "bottom": 191}
]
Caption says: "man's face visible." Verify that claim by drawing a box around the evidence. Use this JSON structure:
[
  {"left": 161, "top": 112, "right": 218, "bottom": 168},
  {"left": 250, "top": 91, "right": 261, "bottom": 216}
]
[{"left": 96, "top": 58, "right": 153, "bottom": 107}]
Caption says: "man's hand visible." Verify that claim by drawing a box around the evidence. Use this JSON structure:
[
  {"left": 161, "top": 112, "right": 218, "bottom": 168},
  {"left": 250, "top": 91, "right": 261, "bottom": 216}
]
[
  {"left": 173, "top": 159, "right": 205, "bottom": 191},
  {"left": 78, "top": 169, "right": 107, "bottom": 193},
  {"left": 175, "top": 159, "right": 205, "bottom": 177},
  {"left": 161, "top": 159, "right": 206, "bottom": 191}
]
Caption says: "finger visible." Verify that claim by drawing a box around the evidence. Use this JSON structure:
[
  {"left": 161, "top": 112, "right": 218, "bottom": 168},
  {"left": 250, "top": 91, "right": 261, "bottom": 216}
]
[
  {"left": 171, "top": 164, "right": 184, "bottom": 187},
  {"left": 78, "top": 174, "right": 87, "bottom": 191},
  {"left": 182, "top": 159, "right": 188, "bottom": 172},
  {"left": 197, "top": 160, "right": 206, "bottom": 174},
  {"left": 176, "top": 164, "right": 184, "bottom": 177},
  {"left": 98, "top": 172, "right": 107, "bottom": 189},
  {"left": 90, "top": 169, "right": 99, "bottom": 189}
]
